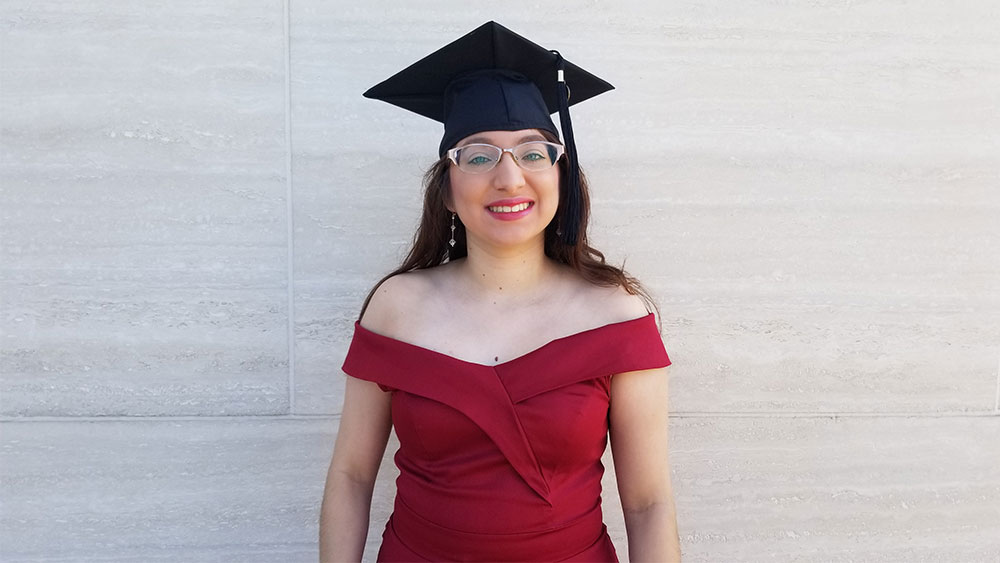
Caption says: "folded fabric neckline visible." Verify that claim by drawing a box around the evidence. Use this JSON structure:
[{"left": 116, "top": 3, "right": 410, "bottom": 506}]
[{"left": 352, "top": 312, "right": 654, "bottom": 369}]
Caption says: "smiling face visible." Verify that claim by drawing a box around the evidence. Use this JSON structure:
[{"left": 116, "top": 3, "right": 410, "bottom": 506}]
[{"left": 446, "top": 129, "right": 560, "bottom": 253}]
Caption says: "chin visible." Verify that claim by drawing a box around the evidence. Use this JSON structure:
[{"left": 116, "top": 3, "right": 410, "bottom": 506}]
[{"left": 473, "top": 228, "right": 547, "bottom": 250}]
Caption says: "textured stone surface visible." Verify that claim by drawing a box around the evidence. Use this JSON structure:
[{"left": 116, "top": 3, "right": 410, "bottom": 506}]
[
  {"left": 669, "top": 416, "right": 1000, "bottom": 562},
  {"left": 1, "top": 1, "right": 289, "bottom": 415},
  {"left": 0, "top": 418, "right": 335, "bottom": 562},
  {"left": 288, "top": 2, "right": 434, "bottom": 416}
]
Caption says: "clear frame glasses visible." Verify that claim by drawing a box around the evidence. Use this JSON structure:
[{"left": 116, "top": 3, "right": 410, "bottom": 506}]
[{"left": 446, "top": 141, "right": 565, "bottom": 174}]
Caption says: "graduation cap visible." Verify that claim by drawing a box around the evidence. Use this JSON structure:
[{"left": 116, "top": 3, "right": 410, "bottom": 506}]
[{"left": 363, "top": 21, "right": 613, "bottom": 246}]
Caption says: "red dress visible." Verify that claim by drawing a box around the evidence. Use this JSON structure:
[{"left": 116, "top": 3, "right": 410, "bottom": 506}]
[{"left": 342, "top": 313, "right": 671, "bottom": 562}]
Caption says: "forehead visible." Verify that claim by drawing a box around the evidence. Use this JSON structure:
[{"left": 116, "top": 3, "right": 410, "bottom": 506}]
[{"left": 456, "top": 129, "right": 548, "bottom": 147}]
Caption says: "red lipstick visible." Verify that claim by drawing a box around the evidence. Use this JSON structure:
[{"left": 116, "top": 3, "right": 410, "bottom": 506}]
[{"left": 485, "top": 198, "right": 534, "bottom": 221}]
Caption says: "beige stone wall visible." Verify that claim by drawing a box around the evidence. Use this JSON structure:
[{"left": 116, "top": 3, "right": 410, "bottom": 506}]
[{"left": 2, "top": 1, "right": 998, "bottom": 560}]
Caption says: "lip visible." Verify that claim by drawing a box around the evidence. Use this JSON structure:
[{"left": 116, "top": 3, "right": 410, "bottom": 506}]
[
  {"left": 485, "top": 198, "right": 535, "bottom": 221},
  {"left": 486, "top": 198, "right": 534, "bottom": 208}
]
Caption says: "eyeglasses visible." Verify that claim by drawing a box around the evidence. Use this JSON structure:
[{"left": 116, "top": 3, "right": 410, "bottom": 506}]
[{"left": 446, "top": 141, "right": 565, "bottom": 174}]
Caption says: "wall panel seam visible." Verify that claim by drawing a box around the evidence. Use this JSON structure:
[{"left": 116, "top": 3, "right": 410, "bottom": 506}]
[
  {"left": 283, "top": 0, "right": 295, "bottom": 414},
  {"left": 3, "top": 412, "right": 998, "bottom": 424},
  {"left": 0, "top": 415, "right": 342, "bottom": 423}
]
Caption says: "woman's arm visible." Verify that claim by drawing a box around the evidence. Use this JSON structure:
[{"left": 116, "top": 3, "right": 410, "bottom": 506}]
[
  {"left": 609, "top": 366, "right": 681, "bottom": 562},
  {"left": 319, "top": 375, "right": 392, "bottom": 562}
]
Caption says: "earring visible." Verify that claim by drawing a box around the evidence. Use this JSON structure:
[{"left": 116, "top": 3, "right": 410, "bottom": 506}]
[{"left": 449, "top": 213, "right": 456, "bottom": 247}]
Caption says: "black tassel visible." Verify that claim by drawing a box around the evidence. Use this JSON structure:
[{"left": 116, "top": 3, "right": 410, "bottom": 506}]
[{"left": 552, "top": 51, "right": 581, "bottom": 247}]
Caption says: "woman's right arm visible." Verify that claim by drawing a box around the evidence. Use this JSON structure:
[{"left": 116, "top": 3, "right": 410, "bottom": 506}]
[
  {"left": 321, "top": 274, "right": 412, "bottom": 561},
  {"left": 319, "top": 374, "right": 392, "bottom": 562}
]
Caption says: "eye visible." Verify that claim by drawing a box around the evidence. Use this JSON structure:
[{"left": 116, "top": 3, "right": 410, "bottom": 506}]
[
  {"left": 458, "top": 145, "right": 499, "bottom": 168},
  {"left": 514, "top": 142, "right": 556, "bottom": 167}
]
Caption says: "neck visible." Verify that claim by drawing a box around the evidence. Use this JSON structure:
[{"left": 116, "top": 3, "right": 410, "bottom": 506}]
[{"left": 458, "top": 237, "right": 555, "bottom": 299}]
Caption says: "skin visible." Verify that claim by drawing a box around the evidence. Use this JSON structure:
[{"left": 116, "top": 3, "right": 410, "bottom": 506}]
[{"left": 319, "top": 129, "right": 681, "bottom": 562}]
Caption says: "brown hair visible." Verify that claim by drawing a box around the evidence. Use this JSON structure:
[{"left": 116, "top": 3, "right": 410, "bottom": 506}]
[{"left": 358, "top": 130, "right": 657, "bottom": 319}]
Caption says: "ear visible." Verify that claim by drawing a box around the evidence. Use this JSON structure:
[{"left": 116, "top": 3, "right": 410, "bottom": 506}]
[
  {"left": 444, "top": 187, "right": 455, "bottom": 212},
  {"left": 440, "top": 163, "right": 456, "bottom": 212}
]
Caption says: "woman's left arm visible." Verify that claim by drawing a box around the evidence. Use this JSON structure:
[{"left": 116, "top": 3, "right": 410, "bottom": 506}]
[{"left": 609, "top": 366, "right": 681, "bottom": 562}]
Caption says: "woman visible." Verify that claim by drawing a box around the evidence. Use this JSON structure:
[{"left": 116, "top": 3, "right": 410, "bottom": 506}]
[{"left": 320, "top": 22, "right": 680, "bottom": 562}]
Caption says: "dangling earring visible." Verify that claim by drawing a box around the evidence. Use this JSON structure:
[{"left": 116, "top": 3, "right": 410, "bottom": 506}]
[{"left": 449, "top": 213, "right": 457, "bottom": 247}]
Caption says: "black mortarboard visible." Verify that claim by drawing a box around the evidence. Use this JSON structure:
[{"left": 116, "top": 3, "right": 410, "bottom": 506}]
[{"left": 363, "top": 21, "right": 614, "bottom": 246}]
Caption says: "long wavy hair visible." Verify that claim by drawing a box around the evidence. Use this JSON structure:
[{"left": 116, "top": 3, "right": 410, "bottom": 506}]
[{"left": 358, "top": 130, "right": 657, "bottom": 319}]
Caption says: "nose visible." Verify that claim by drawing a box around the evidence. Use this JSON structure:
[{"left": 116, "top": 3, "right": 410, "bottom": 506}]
[{"left": 491, "top": 151, "right": 525, "bottom": 190}]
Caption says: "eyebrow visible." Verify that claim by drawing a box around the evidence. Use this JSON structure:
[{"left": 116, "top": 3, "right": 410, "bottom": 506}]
[{"left": 462, "top": 134, "right": 547, "bottom": 146}]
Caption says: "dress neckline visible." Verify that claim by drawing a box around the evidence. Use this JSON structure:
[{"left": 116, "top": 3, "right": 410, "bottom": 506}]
[{"left": 353, "top": 312, "right": 655, "bottom": 369}]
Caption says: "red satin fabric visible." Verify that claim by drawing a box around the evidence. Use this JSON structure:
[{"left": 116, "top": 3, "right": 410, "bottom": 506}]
[{"left": 342, "top": 313, "right": 670, "bottom": 562}]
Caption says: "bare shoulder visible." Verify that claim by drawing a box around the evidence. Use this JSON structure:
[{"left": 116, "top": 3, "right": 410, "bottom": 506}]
[
  {"left": 561, "top": 271, "right": 651, "bottom": 328},
  {"left": 360, "top": 269, "right": 440, "bottom": 336},
  {"left": 589, "top": 283, "right": 651, "bottom": 323}
]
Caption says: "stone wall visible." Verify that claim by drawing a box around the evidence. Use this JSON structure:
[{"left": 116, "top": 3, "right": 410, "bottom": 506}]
[{"left": 2, "top": 1, "right": 998, "bottom": 560}]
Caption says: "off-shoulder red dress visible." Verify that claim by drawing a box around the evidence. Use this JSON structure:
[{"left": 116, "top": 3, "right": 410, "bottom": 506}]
[{"left": 341, "top": 313, "right": 670, "bottom": 562}]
